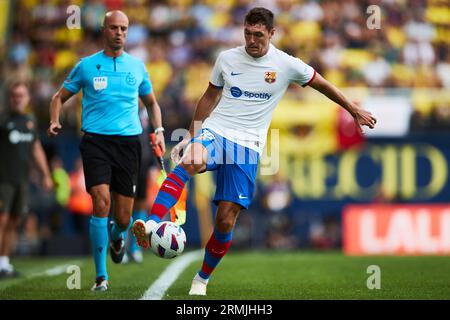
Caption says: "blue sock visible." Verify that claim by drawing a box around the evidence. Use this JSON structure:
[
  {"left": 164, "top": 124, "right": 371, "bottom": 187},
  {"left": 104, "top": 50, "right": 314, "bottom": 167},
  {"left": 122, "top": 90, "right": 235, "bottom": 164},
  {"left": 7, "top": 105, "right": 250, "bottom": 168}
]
[
  {"left": 198, "top": 228, "right": 233, "bottom": 281},
  {"left": 111, "top": 218, "right": 133, "bottom": 242},
  {"left": 89, "top": 216, "right": 109, "bottom": 280},
  {"left": 129, "top": 210, "right": 147, "bottom": 253},
  {"left": 148, "top": 214, "right": 161, "bottom": 223}
]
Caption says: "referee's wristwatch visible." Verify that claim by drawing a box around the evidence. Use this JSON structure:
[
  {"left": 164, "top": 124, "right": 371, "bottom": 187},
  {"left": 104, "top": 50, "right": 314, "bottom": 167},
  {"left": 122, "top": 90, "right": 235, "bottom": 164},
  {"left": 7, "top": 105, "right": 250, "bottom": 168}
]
[{"left": 154, "top": 127, "right": 165, "bottom": 134}]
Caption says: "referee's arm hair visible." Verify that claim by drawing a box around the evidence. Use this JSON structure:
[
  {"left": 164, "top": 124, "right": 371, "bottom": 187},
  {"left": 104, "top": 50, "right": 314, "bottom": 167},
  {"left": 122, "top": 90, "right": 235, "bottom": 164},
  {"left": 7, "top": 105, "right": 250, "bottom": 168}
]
[
  {"left": 140, "top": 91, "right": 166, "bottom": 154},
  {"left": 307, "top": 72, "right": 377, "bottom": 133},
  {"left": 47, "top": 87, "right": 74, "bottom": 137}
]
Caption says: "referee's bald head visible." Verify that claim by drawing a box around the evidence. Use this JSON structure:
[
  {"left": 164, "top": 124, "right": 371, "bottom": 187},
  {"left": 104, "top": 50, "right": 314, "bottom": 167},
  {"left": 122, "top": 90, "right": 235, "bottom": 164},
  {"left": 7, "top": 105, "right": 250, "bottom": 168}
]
[{"left": 103, "top": 10, "right": 129, "bottom": 28}]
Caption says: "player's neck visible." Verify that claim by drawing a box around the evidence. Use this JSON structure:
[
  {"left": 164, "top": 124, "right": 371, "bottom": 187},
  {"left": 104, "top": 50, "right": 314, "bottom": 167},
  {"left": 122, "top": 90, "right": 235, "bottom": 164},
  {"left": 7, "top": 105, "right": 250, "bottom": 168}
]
[{"left": 103, "top": 47, "right": 124, "bottom": 58}]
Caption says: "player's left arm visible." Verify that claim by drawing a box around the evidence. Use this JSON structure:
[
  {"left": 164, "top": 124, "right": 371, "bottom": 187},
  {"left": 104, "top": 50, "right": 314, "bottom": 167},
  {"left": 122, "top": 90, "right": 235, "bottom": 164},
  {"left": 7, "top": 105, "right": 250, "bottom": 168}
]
[
  {"left": 32, "top": 139, "right": 53, "bottom": 191},
  {"left": 140, "top": 92, "right": 166, "bottom": 154},
  {"left": 307, "top": 73, "right": 377, "bottom": 132}
]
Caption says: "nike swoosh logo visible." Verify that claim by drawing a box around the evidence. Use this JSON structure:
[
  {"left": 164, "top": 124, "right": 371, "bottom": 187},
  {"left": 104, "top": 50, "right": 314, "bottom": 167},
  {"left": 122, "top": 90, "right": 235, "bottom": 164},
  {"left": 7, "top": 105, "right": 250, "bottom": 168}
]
[
  {"left": 238, "top": 194, "right": 248, "bottom": 199},
  {"left": 212, "top": 249, "right": 224, "bottom": 255},
  {"left": 163, "top": 184, "right": 178, "bottom": 191},
  {"left": 231, "top": 72, "right": 243, "bottom": 76}
]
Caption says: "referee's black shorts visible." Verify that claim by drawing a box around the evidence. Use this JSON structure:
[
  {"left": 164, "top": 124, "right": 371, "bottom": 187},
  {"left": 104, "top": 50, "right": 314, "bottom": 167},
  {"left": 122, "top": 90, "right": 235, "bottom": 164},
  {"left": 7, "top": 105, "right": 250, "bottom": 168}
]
[{"left": 79, "top": 132, "right": 141, "bottom": 197}]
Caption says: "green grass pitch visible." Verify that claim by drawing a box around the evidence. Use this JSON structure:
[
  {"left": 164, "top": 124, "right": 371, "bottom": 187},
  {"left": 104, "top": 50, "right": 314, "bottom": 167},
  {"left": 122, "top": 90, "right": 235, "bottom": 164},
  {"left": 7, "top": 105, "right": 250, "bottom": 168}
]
[{"left": 1, "top": 250, "right": 449, "bottom": 300}]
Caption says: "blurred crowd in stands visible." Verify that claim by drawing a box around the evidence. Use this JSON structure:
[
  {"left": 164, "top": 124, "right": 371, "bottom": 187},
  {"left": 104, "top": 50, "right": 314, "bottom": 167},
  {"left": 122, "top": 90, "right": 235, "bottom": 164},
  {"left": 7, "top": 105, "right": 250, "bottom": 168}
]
[
  {"left": 1, "top": 0, "right": 450, "bottom": 254},
  {"left": 1, "top": 0, "right": 450, "bottom": 134}
]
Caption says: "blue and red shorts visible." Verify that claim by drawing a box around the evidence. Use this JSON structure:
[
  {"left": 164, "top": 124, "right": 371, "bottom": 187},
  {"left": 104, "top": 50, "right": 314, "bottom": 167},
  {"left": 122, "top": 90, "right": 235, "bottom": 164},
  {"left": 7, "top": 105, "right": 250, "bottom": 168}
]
[{"left": 190, "top": 128, "right": 259, "bottom": 209}]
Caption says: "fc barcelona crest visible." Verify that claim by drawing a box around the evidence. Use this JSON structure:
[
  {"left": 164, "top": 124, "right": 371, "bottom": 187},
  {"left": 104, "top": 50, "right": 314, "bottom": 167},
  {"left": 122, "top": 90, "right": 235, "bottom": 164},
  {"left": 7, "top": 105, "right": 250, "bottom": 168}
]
[{"left": 264, "top": 71, "right": 276, "bottom": 84}]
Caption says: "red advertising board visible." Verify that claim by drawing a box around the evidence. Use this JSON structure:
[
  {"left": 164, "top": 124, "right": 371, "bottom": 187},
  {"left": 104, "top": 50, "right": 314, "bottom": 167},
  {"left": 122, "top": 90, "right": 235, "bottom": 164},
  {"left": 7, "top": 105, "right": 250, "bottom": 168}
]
[{"left": 343, "top": 204, "right": 450, "bottom": 255}]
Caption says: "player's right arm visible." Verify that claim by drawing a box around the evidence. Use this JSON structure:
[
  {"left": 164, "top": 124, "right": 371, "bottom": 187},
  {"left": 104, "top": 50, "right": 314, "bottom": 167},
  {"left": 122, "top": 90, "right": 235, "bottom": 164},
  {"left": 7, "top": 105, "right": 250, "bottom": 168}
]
[
  {"left": 48, "top": 60, "right": 83, "bottom": 137},
  {"left": 171, "top": 51, "right": 225, "bottom": 163},
  {"left": 47, "top": 87, "right": 74, "bottom": 137},
  {"left": 187, "top": 84, "right": 222, "bottom": 138},
  {"left": 170, "top": 84, "right": 222, "bottom": 163}
]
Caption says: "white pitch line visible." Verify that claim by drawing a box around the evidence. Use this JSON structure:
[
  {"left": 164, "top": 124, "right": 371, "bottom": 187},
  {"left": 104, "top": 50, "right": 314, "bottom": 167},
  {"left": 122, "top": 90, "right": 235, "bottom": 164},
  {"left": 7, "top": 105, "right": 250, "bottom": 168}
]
[
  {"left": 0, "top": 261, "right": 83, "bottom": 292},
  {"left": 29, "top": 262, "right": 81, "bottom": 278},
  {"left": 140, "top": 250, "right": 203, "bottom": 300}
]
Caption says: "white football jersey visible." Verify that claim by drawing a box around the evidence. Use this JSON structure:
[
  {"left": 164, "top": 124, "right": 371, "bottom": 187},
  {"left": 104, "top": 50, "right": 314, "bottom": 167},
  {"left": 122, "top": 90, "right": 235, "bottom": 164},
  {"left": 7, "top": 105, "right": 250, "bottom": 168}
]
[{"left": 203, "top": 43, "right": 315, "bottom": 154}]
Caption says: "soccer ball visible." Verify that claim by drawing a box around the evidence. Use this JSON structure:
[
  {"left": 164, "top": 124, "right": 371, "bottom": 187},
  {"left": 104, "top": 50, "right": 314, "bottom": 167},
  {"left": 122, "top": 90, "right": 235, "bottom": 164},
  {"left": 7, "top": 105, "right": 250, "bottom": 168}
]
[{"left": 150, "top": 221, "right": 186, "bottom": 259}]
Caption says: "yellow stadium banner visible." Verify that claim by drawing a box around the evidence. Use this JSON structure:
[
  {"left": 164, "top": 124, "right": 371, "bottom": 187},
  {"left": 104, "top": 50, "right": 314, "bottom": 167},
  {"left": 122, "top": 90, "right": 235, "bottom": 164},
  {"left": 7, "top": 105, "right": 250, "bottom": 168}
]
[{"left": 0, "top": 0, "right": 9, "bottom": 46}]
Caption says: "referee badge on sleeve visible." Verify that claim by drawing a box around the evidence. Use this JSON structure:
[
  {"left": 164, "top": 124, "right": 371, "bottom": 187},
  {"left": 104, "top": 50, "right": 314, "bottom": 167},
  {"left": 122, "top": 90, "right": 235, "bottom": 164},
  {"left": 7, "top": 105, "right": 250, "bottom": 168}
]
[
  {"left": 93, "top": 77, "right": 108, "bottom": 91},
  {"left": 264, "top": 71, "right": 276, "bottom": 84}
]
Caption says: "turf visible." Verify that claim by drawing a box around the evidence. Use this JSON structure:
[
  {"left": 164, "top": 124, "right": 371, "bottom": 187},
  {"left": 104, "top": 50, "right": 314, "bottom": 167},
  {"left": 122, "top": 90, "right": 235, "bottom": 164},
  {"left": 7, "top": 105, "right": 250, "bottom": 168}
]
[
  {"left": 1, "top": 250, "right": 449, "bottom": 300},
  {"left": 169, "top": 251, "right": 450, "bottom": 300},
  {"left": 0, "top": 254, "right": 173, "bottom": 300}
]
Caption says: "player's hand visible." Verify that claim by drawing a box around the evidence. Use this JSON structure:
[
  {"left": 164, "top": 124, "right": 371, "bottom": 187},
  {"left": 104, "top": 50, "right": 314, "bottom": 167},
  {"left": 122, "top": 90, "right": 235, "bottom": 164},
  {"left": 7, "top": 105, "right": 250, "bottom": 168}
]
[
  {"left": 351, "top": 102, "right": 377, "bottom": 134},
  {"left": 154, "top": 131, "right": 166, "bottom": 155},
  {"left": 170, "top": 139, "right": 190, "bottom": 164},
  {"left": 47, "top": 121, "right": 62, "bottom": 137},
  {"left": 42, "top": 175, "right": 54, "bottom": 191}
]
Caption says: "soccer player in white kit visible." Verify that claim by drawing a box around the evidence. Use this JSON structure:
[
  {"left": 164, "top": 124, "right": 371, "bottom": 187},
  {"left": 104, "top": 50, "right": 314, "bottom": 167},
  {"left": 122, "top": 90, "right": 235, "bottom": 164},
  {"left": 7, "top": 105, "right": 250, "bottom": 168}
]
[{"left": 132, "top": 7, "right": 377, "bottom": 295}]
